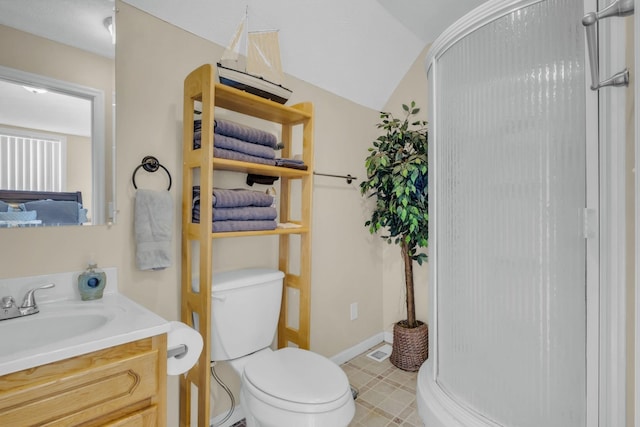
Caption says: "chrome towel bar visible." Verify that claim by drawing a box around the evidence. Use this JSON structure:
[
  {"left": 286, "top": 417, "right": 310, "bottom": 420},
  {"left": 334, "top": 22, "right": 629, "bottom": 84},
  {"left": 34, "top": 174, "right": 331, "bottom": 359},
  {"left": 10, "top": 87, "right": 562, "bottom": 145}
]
[{"left": 313, "top": 171, "right": 357, "bottom": 184}]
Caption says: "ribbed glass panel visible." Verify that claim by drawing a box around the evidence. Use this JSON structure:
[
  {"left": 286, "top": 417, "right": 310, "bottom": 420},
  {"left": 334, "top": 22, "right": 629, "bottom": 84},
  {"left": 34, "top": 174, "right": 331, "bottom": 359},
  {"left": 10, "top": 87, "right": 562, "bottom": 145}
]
[{"left": 433, "top": 1, "right": 586, "bottom": 426}]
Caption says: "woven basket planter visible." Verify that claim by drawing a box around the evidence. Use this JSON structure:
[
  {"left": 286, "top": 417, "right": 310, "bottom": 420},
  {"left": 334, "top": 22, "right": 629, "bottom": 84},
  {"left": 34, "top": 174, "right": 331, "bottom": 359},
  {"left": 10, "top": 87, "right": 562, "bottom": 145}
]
[{"left": 389, "top": 320, "right": 429, "bottom": 372}]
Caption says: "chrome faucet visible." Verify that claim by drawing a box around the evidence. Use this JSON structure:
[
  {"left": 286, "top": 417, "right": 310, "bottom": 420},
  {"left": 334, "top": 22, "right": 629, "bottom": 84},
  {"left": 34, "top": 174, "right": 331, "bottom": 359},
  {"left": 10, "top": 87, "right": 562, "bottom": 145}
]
[{"left": 0, "top": 283, "right": 55, "bottom": 321}]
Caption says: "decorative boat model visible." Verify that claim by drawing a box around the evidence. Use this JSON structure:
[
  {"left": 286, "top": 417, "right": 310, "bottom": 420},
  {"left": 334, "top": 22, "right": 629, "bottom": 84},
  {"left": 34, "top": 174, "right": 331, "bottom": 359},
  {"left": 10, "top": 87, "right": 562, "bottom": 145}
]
[{"left": 217, "top": 9, "right": 292, "bottom": 104}]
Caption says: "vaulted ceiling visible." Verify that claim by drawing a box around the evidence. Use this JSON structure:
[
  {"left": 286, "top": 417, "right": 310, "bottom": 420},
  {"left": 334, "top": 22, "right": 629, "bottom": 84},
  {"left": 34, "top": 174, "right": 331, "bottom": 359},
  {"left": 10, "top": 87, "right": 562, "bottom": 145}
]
[
  {"left": 0, "top": 0, "right": 488, "bottom": 111},
  {"left": 125, "top": 0, "right": 487, "bottom": 110}
]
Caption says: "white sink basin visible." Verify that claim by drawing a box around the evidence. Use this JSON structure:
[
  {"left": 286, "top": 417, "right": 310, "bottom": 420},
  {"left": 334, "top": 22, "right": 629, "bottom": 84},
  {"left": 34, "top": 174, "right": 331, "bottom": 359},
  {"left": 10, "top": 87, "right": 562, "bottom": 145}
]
[
  {"left": 0, "top": 310, "right": 112, "bottom": 357},
  {"left": 0, "top": 294, "right": 169, "bottom": 376}
]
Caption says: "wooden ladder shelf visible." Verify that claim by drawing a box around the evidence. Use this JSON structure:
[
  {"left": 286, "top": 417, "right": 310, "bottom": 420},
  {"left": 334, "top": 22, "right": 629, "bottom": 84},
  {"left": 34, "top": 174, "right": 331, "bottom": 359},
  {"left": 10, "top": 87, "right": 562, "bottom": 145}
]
[{"left": 179, "top": 64, "right": 314, "bottom": 426}]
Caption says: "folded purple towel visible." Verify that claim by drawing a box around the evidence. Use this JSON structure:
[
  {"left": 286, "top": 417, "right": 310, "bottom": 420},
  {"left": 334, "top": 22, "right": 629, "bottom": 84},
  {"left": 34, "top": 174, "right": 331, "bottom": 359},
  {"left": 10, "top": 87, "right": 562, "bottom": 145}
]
[
  {"left": 192, "top": 206, "right": 277, "bottom": 222},
  {"left": 214, "top": 119, "right": 278, "bottom": 148},
  {"left": 275, "top": 158, "right": 308, "bottom": 170},
  {"left": 213, "top": 220, "right": 277, "bottom": 232},
  {"left": 194, "top": 131, "right": 277, "bottom": 160},
  {"left": 193, "top": 186, "right": 274, "bottom": 208},
  {"left": 194, "top": 119, "right": 278, "bottom": 148},
  {"left": 214, "top": 147, "right": 276, "bottom": 166}
]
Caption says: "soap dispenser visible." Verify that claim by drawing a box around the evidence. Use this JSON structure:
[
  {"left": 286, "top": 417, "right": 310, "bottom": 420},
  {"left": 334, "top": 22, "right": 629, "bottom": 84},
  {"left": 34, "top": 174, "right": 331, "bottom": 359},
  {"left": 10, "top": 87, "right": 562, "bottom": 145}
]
[{"left": 78, "top": 263, "right": 106, "bottom": 301}]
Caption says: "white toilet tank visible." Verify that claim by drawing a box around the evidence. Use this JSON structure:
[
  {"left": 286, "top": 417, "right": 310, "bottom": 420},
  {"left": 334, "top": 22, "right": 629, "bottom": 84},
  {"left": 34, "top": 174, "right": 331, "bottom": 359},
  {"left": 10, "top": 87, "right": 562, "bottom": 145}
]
[{"left": 210, "top": 268, "right": 284, "bottom": 361}]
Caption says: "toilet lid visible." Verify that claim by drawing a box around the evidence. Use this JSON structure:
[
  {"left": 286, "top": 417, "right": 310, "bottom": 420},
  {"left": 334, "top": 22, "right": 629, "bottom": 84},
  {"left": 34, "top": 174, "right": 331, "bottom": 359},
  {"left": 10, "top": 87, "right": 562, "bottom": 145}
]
[{"left": 243, "top": 348, "right": 349, "bottom": 405}]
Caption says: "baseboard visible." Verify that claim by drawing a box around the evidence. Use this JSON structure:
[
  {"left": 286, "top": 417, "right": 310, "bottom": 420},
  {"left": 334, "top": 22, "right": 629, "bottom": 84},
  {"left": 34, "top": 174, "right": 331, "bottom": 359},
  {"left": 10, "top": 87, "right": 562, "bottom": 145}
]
[
  {"left": 210, "top": 405, "right": 245, "bottom": 427},
  {"left": 330, "top": 332, "right": 389, "bottom": 365}
]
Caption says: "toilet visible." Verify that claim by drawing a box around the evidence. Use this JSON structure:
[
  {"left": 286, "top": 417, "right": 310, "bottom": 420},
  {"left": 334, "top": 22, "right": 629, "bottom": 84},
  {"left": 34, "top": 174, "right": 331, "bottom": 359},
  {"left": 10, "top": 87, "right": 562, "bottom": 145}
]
[{"left": 210, "top": 268, "right": 355, "bottom": 427}]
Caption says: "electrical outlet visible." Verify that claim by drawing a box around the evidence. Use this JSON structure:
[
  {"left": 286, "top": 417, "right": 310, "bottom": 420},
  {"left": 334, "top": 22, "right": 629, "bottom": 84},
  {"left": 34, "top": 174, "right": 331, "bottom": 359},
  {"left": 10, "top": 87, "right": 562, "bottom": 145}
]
[{"left": 350, "top": 302, "right": 358, "bottom": 320}]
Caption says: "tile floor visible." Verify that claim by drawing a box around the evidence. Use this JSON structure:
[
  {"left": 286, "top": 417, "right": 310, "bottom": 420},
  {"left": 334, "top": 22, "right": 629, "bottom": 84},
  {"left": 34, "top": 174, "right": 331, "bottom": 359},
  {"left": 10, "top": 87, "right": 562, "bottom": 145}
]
[
  {"left": 343, "top": 344, "right": 422, "bottom": 426},
  {"left": 229, "top": 343, "right": 423, "bottom": 427}
]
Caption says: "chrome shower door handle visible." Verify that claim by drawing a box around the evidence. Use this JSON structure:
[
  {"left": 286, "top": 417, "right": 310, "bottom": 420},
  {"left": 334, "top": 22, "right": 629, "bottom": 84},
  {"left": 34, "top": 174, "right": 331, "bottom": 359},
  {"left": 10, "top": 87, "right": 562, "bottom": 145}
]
[{"left": 582, "top": 0, "right": 634, "bottom": 90}]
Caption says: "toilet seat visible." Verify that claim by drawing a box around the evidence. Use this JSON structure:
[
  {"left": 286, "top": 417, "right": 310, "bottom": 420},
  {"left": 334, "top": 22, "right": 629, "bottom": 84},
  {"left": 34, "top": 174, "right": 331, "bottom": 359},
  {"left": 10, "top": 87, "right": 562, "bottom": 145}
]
[{"left": 242, "top": 347, "right": 352, "bottom": 413}]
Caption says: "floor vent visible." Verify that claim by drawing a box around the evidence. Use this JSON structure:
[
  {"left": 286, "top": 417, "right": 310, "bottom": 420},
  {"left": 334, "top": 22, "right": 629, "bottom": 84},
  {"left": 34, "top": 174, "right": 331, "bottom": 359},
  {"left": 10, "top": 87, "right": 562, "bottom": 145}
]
[{"left": 366, "top": 344, "right": 392, "bottom": 362}]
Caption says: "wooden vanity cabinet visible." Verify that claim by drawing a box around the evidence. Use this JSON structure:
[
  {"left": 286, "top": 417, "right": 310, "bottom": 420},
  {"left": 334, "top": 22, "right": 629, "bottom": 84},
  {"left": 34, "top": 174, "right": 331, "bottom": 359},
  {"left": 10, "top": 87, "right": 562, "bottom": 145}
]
[{"left": 0, "top": 335, "right": 167, "bottom": 427}]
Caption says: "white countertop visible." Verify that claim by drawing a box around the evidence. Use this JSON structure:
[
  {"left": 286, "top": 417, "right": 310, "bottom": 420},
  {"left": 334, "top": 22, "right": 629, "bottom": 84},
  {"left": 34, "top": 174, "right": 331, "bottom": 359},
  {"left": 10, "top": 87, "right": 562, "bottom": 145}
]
[{"left": 0, "top": 269, "right": 170, "bottom": 376}]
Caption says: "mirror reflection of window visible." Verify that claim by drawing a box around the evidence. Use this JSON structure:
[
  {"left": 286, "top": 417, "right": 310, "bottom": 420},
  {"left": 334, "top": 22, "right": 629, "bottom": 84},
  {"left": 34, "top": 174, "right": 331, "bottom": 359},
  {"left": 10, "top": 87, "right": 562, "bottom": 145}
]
[
  {"left": 0, "top": 78, "right": 93, "bottom": 223},
  {"left": 0, "top": 129, "right": 67, "bottom": 192},
  {"left": 0, "top": 64, "right": 106, "bottom": 226}
]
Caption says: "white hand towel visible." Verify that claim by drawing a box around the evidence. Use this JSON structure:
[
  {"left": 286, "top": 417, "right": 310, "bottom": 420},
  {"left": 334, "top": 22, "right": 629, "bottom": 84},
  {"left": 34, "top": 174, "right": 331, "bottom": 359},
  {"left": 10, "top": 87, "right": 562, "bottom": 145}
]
[{"left": 135, "top": 189, "right": 173, "bottom": 271}]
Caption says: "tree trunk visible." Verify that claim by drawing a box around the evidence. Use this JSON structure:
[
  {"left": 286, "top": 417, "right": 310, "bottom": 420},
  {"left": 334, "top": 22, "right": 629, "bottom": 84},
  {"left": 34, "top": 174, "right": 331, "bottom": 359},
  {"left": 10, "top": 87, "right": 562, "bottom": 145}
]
[{"left": 401, "top": 239, "right": 417, "bottom": 328}]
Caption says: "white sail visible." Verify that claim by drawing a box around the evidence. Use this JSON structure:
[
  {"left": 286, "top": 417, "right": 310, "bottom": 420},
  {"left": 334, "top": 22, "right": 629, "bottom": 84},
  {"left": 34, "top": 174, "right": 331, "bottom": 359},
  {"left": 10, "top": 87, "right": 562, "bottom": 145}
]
[
  {"left": 217, "top": 7, "right": 292, "bottom": 104},
  {"left": 247, "top": 30, "right": 285, "bottom": 86},
  {"left": 219, "top": 10, "right": 247, "bottom": 69}
]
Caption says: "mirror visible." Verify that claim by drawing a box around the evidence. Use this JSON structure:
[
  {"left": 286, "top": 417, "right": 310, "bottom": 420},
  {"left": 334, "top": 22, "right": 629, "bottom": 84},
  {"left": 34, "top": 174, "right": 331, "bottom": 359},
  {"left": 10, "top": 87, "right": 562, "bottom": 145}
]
[{"left": 0, "top": 0, "right": 116, "bottom": 226}]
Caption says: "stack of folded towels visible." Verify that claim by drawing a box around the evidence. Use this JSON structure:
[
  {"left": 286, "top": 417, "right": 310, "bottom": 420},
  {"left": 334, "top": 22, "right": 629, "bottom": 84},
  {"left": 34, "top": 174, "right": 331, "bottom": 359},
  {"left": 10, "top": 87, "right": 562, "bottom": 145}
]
[
  {"left": 193, "top": 118, "right": 307, "bottom": 169},
  {"left": 192, "top": 186, "right": 277, "bottom": 232},
  {"left": 194, "top": 118, "right": 278, "bottom": 165}
]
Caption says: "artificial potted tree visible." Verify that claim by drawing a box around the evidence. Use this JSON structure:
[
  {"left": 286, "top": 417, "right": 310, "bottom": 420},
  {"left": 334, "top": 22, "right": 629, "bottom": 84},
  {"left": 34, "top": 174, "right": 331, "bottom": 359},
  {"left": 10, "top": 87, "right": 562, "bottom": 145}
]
[{"left": 360, "top": 101, "right": 429, "bottom": 372}]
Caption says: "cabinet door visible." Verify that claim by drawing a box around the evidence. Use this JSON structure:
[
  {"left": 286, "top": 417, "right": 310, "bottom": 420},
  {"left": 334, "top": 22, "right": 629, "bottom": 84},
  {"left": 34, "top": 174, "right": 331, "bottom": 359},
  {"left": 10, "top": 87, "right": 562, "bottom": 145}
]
[{"left": 0, "top": 338, "right": 162, "bottom": 426}]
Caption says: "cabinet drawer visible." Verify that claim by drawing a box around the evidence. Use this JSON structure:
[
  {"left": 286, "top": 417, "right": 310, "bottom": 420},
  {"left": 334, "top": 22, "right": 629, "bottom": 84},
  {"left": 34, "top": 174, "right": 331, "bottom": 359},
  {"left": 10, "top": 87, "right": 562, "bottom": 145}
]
[
  {"left": 0, "top": 338, "right": 161, "bottom": 426},
  {"left": 104, "top": 406, "right": 158, "bottom": 426}
]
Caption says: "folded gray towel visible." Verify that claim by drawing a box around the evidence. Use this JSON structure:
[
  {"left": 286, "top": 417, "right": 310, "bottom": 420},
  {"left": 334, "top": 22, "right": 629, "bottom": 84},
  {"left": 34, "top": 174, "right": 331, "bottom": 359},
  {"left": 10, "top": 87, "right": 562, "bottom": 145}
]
[
  {"left": 214, "top": 118, "right": 278, "bottom": 148},
  {"left": 192, "top": 186, "right": 274, "bottom": 209},
  {"left": 212, "top": 220, "right": 277, "bottom": 232},
  {"left": 192, "top": 206, "right": 277, "bottom": 222},
  {"left": 212, "top": 188, "right": 274, "bottom": 208},
  {"left": 214, "top": 147, "right": 276, "bottom": 166},
  {"left": 194, "top": 119, "right": 278, "bottom": 148},
  {"left": 212, "top": 206, "right": 278, "bottom": 221},
  {"left": 135, "top": 189, "right": 173, "bottom": 271},
  {"left": 194, "top": 131, "right": 276, "bottom": 159}
]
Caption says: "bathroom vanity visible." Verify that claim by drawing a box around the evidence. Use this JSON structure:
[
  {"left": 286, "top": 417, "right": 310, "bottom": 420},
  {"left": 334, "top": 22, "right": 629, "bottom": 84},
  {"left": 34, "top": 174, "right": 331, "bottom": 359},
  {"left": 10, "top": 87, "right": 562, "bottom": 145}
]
[
  {"left": 0, "top": 336, "right": 166, "bottom": 426},
  {"left": 0, "top": 269, "right": 170, "bottom": 426}
]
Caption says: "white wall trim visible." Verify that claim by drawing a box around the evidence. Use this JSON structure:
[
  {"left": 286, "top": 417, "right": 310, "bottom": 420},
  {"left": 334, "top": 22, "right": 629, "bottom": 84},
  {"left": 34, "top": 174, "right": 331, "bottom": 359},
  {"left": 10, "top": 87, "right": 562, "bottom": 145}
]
[{"left": 329, "top": 333, "right": 386, "bottom": 365}]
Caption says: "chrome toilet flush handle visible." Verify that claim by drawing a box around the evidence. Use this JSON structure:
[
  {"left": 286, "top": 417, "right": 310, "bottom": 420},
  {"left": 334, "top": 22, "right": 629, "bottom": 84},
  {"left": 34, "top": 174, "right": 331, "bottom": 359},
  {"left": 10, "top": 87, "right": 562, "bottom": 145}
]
[{"left": 0, "top": 283, "right": 55, "bottom": 321}]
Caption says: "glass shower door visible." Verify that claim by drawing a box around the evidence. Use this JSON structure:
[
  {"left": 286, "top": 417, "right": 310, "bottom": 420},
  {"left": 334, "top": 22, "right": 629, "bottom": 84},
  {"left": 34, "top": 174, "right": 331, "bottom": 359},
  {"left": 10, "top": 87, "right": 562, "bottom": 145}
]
[{"left": 432, "top": 1, "right": 588, "bottom": 426}]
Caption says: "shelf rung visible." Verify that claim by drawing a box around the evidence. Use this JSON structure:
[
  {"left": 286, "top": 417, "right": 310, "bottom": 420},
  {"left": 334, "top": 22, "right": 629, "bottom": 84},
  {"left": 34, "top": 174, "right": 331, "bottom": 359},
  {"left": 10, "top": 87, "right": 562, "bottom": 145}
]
[{"left": 186, "top": 223, "right": 309, "bottom": 239}]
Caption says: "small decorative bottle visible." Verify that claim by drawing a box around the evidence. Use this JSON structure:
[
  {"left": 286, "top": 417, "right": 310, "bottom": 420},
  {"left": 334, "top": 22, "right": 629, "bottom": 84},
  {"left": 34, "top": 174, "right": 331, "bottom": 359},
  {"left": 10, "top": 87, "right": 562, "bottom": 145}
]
[{"left": 78, "top": 263, "right": 106, "bottom": 301}]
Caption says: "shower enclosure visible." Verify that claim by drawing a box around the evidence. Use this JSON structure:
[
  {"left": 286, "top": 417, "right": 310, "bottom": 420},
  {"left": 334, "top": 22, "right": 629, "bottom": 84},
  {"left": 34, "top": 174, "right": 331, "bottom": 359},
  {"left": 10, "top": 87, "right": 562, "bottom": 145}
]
[{"left": 418, "top": 0, "right": 631, "bottom": 426}]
